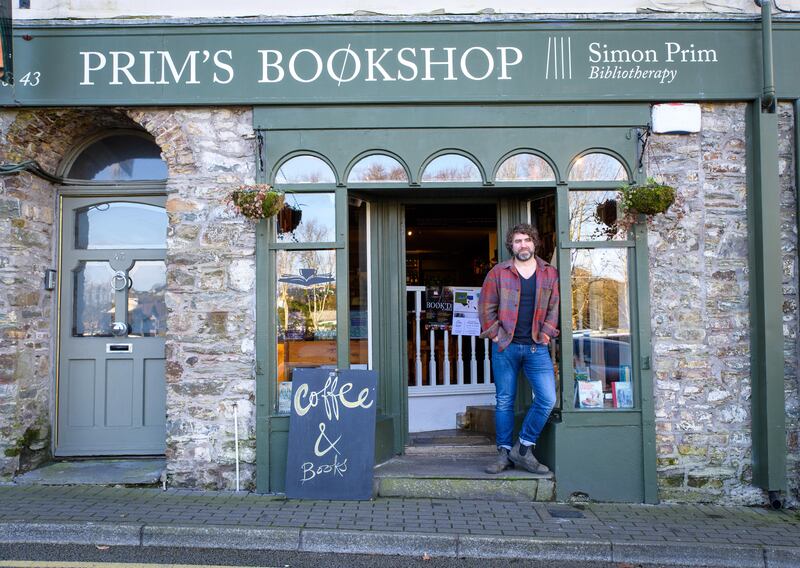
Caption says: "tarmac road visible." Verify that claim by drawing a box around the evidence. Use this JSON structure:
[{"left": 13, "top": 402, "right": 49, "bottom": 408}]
[{"left": 0, "top": 543, "right": 728, "bottom": 568}]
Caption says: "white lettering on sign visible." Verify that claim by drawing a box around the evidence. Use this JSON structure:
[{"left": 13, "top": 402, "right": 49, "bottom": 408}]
[
  {"left": 80, "top": 49, "right": 236, "bottom": 86},
  {"left": 293, "top": 375, "right": 373, "bottom": 420},
  {"left": 301, "top": 454, "right": 348, "bottom": 483}
]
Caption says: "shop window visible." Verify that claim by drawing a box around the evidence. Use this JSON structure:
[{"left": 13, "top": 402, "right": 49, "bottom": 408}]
[
  {"left": 276, "top": 249, "right": 337, "bottom": 413},
  {"left": 421, "top": 154, "right": 482, "bottom": 182},
  {"left": 275, "top": 155, "right": 336, "bottom": 184},
  {"left": 568, "top": 152, "right": 628, "bottom": 182},
  {"left": 74, "top": 202, "right": 167, "bottom": 250},
  {"left": 495, "top": 153, "right": 556, "bottom": 182},
  {"left": 568, "top": 191, "right": 627, "bottom": 241},
  {"left": 348, "top": 154, "right": 408, "bottom": 183},
  {"left": 571, "top": 248, "right": 633, "bottom": 410},
  {"left": 67, "top": 134, "right": 167, "bottom": 181},
  {"left": 277, "top": 193, "right": 336, "bottom": 243}
]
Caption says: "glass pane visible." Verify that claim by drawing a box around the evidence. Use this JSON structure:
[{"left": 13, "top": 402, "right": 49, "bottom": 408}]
[
  {"left": 421, "top": 154, "right": 482, "bottom": 182},
  {"left": 275, "top": 155, "right": 336, "bottom": 184},
  {"left": 496, "top": 153, "right": 556, "bottom": 182},
  {"left": 75, "top": 202, "right": 167, "bottom": 250},
  {"left": 349, "top": 200, "right": 369, "bottom": 368},
  {"left": 73, "top": 261, "right": 115, "bottom": 337},
  {"left": 276, "top": 250, "right": 337, "bottom": 413},
  {"left": 571, "top": 249, "right": 633, "bottom": 409},
  {"left": 68, "top": 135, "right": 167, "bottom": 181},
  {"left": 128, "top": 261, "right": 167, "bottom": 337},
  {"left": 568, "top": 190, "right": 627, "bottom": 241},
  {"left": 348, "top": 155, "right": 408, "bottom": 183},
  {"left": 277, "top": 193, "right": 336, "bottom": 243},
  {"left": 568, "top": 153, "right": 628, "bottom": 182}
]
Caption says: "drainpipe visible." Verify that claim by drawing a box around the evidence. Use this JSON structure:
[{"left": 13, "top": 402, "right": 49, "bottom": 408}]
[{"left": 757, "top": 0, "right": 777, "bottom": 113}]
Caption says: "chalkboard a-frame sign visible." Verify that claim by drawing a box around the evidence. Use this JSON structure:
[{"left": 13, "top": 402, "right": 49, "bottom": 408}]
[{"left": 285, "top": 368, "right": 378, "bottom": 500}]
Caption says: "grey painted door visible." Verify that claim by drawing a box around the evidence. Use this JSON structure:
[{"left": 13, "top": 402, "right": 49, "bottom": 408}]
[{"left": 56, "top": 195, "right": 167, "bottom": 456}]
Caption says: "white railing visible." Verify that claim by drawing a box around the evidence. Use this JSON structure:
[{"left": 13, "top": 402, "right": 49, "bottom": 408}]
[{"left": 407, "top": 286, "right": 493, "bottom": 393}]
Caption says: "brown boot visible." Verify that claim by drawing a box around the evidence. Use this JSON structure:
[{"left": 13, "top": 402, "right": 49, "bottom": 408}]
[
  {"left": 485, "top": 447, "right": 512, "bottom": 474},
  {"left": 509, "top": 442, "right": 549, "bottom": 474}
]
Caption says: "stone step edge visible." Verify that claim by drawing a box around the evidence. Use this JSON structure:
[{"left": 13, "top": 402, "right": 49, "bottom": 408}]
[{"left": 374, "top": 477, "right": 556, "bottom": 502}]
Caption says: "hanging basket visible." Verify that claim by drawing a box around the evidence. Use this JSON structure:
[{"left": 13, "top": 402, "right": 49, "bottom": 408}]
[
  {"left": 619, "top": 178, "right": 676, "bottom": 216},
  {"left": 228, "top": 184, "right": 285, "bottom": 220}
]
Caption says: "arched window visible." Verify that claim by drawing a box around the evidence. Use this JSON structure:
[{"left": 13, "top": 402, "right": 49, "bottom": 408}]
[
  {"left": 347, "top": 154, "right": 408, "bottom": 183},
  {"left": 274, "top": 155, "right": 336, "bottom": 184},
  {"left": 568, "top": 152, "right": 628, "bottom": 182},
  {"left": 421, "top": 154, "right": 482, "bottom": 183},
  {"left": 495, "top": 153, "right": 556, "bottom": 182},
  {"left": 67, "top": 134, "right": 167, "bottom": 181}
]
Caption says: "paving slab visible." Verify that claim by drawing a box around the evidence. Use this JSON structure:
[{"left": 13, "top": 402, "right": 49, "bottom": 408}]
[{"left": 14, "top": 459, "right": 165, "bottom": 486}]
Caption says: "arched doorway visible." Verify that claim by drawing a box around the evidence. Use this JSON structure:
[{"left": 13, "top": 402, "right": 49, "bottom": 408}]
[{"left": 55, "top": 131, "right": 168, "bottom": 456}]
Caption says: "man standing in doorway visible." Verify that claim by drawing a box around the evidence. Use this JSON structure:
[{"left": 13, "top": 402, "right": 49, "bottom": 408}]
[{"left": 479, "top": 223, "right": 559, "bottom": 474}]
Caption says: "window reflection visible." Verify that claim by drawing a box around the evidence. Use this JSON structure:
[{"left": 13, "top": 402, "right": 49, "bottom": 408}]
[
  {"left": 568, "top": 153, "right": 628, "bottom": 182},
  {"left": 421, "top": 154, "right": 482, "bottom": 182},
  {"left": 128, "top": 261, "right": 167, "bottom": 337},
  {"left": 568, "top": 191, "right": 627, "bottom": 241},
  {"left": 75, "top": 202, "right": 167, "bottom": 250},
  {"left": 349, "top": 199, "right": 369, "bottom": 368},
  {"left": 496, "top": 153, "right": 556, "bottom": 182},
  {"left": 276, "top": 250, "right": 337, "bottom": 413},
  {"left": 571, "top": 249, "right": 633, "bottom": 409},
  {"left": 67, "top": 135, "right": 167, "bottom": 181},
  {"left": 277, "top": 193, "right": 336, "bottom": 243},
  {"left": 275, "top": 155, "right": 336, "bottom": 184},
  {"left": 348, "top": 155, "right": 408, "bottom": 183},
  {"left": 73, "top": 261, "right": 115, "bottom": 337}
]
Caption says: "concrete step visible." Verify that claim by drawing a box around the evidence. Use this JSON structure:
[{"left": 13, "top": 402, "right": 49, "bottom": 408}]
[
  {"left": 373, "top": 454, "right": 555, "bottom": 502},
  {"left": 404, "top": 444, "right": 497, "bottom": 456}
]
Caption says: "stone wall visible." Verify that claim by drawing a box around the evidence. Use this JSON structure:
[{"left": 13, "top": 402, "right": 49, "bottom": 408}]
[
  {"left": 648, "top": 102, "right": 799, "bottom": 505},
  {"left": 131, "top": 109, "right": 259, "bottom": 490},
  {"left": 778, "top": 103, "right": 800, "bottom": 505},
  {"left": 0, "top": 110, "right": 55, "bottom": 479},
  {"left": 647, "top": 103, "right": 757, "bottom": 503}
]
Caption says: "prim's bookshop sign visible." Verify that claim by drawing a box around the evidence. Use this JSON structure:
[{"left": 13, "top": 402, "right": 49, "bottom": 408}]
[{"left": 285, "top": 368, "right": 377, "bottom": 500}]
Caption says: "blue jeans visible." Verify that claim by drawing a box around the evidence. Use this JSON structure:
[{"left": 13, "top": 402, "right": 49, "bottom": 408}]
[{"left": 491, "top": 341, "right": 556, "bottom": 449}]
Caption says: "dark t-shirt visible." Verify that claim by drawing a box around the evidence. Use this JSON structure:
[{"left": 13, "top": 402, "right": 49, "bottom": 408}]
[{"left": 512, "top": 270, "right": 537, "bottom": 344}]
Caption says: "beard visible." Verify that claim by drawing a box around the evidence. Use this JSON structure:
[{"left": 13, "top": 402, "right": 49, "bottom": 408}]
[{"left": 514, "top": 249, "right": 533, "bottom": 261}]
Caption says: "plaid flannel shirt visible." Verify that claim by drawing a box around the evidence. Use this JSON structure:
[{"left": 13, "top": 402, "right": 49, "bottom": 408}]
[{"left": 478, "top": 256, "right": 560, "bottom": 352}]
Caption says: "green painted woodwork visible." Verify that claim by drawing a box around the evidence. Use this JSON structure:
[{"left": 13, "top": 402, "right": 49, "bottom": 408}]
[
  {"left": 3, "top": 20, "right": 800, "bottom": 106},
  {"left": 746, "top": 101, "right": 787, "bottom": 493}
]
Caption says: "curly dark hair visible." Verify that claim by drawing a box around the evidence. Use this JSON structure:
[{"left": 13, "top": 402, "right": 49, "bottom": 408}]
[{"left": 505, "top": 223, "right": 540, "bottom": 255}]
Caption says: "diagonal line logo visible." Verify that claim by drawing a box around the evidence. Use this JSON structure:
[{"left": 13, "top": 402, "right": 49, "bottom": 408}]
[{"left": 545, "top": 36, "right": 572, "bottom": 80}]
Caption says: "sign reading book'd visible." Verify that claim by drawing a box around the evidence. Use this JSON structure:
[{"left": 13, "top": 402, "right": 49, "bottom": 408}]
[
  {"left": 452, "top": 288, "right": 481, "bottom": 337},
  {"left": 285, "top": 368, "right": 377, "bottom": 500}
]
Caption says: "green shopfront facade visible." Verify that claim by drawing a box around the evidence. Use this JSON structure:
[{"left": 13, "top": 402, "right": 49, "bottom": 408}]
[{"left": 0, "top": 14, "right": 798, "bottom": 504}]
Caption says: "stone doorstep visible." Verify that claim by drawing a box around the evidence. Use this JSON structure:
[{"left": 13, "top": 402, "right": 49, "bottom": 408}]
[{"left": 373, "top": 454, "right": 555, "bottom": 502}]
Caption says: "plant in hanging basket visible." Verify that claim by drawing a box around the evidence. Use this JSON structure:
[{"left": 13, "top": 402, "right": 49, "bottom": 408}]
[
  {"left": 228, "top": 184, "right": 285, "bottom": 220},
  {"left": 619, "top": 177, "right": 676, "bottom": 216},
  {"left": 277, "top": 202, "right": 303, "bottom": 234}
]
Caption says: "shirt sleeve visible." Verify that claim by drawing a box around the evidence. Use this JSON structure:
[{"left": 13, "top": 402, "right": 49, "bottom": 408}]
[
  {"left": 478, "top": 270, "right": 500, "bottom": 339},
  {"left": 541, "top": 269, "right": 560, "bottom": 338}
]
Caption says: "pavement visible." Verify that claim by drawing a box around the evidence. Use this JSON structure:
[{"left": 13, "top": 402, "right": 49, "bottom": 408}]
[{"left": 0, "top": 485, "right": 799, "bottom": 567}]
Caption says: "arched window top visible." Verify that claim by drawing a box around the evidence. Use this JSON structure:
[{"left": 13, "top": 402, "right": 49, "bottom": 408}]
[
  {"left": 495, "top": 153, "right": 556, "bottom": 182},
  {"left": 347, "top": 154, "right": 408, "bottom": 184},
  {"left": 274, "top": 155, "right": 336, "bottom": 184},
  {"left": 421, "top": 154, "right": 482, "bottom": 183},
  {"left": 67, "top": 134, "right": 167, "bottom": 182},
  {"left": 568, "top": 152, "right": 628, "bottom": 182}
]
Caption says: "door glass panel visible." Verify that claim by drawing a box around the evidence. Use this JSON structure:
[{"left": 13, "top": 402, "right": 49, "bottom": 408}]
[
  {"left": 75, "top": 202, "right": 167, "bottom": 249},
  {"left": 277, "top": 193, "right": 336, "bottom": 243},
  {"left": 276, "top": 250, "right": 337, "bottom": 413},
  {"left": 496, "top": 153, "right": 556, "bottom": 182},
  {"left": 67, "top": 135, "right": 167, "bottom": 181},
  {"left": 571, "top": 248, "right": 633, "bottom": 409},
  {"left": 421, "top": 154, "right": 482, "bottom": 182},
  {"left": 348, "top": 154, "right": 408, "bottom": 183},
  {"left": 568, "top": 190, "right": 627, "bottom": 241},
  {"left": 349, "top": 200, "right": 369, "bottom": 368},
  {"left": 73, "top": 261, "right": 115, "bottom": 337},
  {"left": 275, "top": 155, "right": 336, "bottom": 184},
  {"left": 128, "top": 261, "right": 167, "bottom": 337}
]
